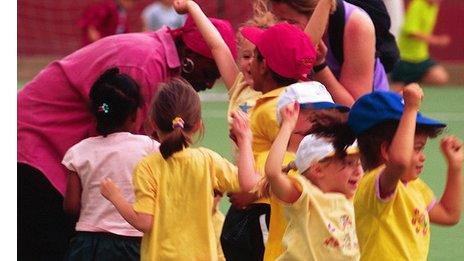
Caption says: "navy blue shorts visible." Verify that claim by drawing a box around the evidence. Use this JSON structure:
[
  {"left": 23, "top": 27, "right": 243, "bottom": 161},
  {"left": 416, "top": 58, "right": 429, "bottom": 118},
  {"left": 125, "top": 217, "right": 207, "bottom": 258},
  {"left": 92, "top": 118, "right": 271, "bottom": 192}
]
[
  {"left": 391, "top": 58, "right": 437, "bottom": 84},
  {"left": 64, "top": 231, "right": 141, "bottom": 261}
]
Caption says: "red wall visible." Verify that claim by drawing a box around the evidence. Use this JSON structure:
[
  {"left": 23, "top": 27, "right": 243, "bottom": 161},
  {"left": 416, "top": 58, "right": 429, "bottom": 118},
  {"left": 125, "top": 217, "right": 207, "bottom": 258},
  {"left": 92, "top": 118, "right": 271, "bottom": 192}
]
[{"left": 18, "top": 0, "right": 463, "bottom": 61}]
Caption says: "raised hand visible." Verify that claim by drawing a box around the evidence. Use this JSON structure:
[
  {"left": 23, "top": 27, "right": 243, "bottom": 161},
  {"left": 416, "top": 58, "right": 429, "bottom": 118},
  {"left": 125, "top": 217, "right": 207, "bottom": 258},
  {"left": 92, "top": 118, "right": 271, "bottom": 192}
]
[
  {"left": 173, "top": 0, "right": 190, "bottom": 14},
  {"left": 402, "top": 83, "right": 423, "bottom": 111},
  {"left": 440, "top": 136, "right": 464, "bottom": 171},
  {"left": 229, "top": 110, "right": 252, "bottom": 145},
  {"left": 280, "top": 101, "right": 300, "bottom": 129}
]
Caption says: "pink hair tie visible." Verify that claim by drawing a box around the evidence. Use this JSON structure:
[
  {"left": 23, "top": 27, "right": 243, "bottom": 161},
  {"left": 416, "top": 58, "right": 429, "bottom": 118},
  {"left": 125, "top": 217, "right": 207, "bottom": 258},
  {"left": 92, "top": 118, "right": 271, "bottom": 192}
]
[{"left": 172, "top": 117, "right": 185, "bottom": 129}]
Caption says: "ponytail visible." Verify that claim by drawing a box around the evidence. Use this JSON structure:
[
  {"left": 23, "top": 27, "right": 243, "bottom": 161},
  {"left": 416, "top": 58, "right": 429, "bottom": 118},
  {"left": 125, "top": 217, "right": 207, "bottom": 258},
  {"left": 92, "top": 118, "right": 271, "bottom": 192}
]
[{"left": 150, "top": 78, "right": 202, "bottom": 159}]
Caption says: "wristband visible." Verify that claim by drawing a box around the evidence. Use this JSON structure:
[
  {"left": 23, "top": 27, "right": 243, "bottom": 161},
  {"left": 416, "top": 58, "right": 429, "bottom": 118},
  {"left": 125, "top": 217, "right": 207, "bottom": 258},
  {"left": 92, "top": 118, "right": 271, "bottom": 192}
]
[{"left": 312, "top": 62, "right": 327, "bottom": 74}]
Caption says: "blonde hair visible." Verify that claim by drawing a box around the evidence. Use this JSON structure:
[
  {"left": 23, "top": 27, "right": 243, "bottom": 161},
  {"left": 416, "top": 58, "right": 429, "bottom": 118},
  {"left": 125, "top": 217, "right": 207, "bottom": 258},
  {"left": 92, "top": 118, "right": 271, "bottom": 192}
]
[{"left": 237, "top": 0, "right": 277, "bottom": 49}]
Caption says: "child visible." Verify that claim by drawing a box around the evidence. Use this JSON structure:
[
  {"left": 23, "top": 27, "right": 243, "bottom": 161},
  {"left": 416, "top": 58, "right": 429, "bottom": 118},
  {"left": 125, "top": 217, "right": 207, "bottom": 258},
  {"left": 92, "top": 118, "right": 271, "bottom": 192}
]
[
  {"left": 100, "top": 78, "right": 255, "bottom": 260},
  {"left": 61, "top": 67, "right": 159, "bottom": 260},
  {"left": 347, "top": 84, "right": 462, "bottom": 260},
  {"left": 263, "top": 99, "right": 362, "bottom": 260},
  {"left": 78, "top": 0, "right": 136, "bottom": 46},
  {"left": 391, "top": 0, "right": 450, "bottom": 90}
]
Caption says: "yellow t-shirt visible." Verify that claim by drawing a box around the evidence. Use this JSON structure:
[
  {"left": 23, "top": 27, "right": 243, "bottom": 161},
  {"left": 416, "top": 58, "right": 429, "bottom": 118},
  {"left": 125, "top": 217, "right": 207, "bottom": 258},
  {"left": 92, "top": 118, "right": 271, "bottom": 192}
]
[
  {"left": 227, "top": 72, "right": 262, "bottom": 121},
  {"left": 212, "top": 209, "right": 226, "bottom": 261},
  {"left": 354, "top": 165, "right": 436, "bottom": 261},
  {"left": 258, "top": 151, "right": 296, "bottom": 261},
  {"left": 133, "top": 147, "right": 240, "bottom": 261},
  {"left": 250, "top": 87, "right": 286, "bottom": 159},
  {"left": 277, "top": 175, "right": 360, "bottom": 261},
  {"left": 398, "top": 0, "right": 439, "bottom": 62}
]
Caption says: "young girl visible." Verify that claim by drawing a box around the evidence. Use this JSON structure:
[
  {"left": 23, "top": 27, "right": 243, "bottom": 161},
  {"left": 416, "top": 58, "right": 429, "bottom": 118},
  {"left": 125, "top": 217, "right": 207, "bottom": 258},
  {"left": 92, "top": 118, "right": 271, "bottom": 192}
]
[
  {"left": 100, "top": 78, "right": 255, "bottom": 260},
  {"left": 62, "top": 67, "right": 159, "bottom": 260},
  {"left": 346, "top": 84, "right": 462, "bottom": 260},
  {"left": 261, "top": 99, "right": 362, "bottom": 260}
]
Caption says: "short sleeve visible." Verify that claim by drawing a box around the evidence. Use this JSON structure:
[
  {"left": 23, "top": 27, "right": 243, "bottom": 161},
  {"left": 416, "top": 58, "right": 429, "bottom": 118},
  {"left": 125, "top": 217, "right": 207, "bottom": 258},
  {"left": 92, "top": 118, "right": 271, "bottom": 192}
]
[
  {"left": 62, "top": 145, "right": 78, "bottom": 172},
  {"left": 132, "top": 158, "right": 158, "bottom": 214},
  {"left": 286, "top": 175, "right": 308, "bottom": 211},
  {"left": 203, "top": 149, "right": 240, "bottom": 193},
  {"left": 354, "top": 167, "right": 396, "bottom": 216},
  {"left": 414, "top": 178, "right": 436, "bottom": 211}
]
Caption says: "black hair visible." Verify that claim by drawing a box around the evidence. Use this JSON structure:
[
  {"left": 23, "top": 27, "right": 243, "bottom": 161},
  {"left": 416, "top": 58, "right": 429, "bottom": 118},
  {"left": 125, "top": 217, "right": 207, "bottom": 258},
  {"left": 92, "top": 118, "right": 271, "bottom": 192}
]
[{"left": 89, "top": 67, "right": 142, "bottom": 136}]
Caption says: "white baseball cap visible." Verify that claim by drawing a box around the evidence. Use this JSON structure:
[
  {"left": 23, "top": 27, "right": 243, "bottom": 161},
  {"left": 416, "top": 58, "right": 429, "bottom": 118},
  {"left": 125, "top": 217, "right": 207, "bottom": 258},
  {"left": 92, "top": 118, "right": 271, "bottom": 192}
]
[
  {"left": 295, "top": 134, "right": 358, "bottom": 174},
  {"left": 276, "top": 81, "right": 349, "bottom": 124}
]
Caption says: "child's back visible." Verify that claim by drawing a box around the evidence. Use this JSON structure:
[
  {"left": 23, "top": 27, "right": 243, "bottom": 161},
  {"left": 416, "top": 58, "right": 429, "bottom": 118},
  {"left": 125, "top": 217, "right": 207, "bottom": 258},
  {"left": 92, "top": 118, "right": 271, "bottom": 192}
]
[
  {"left": 134, "top": 147, "right": 239, "bottom": 260},
  {"left": 63, "top": 67, "right": 159, "bottom": 261},
  {"left": 63, "top": 132, "right": 157, "bottom": 235}
]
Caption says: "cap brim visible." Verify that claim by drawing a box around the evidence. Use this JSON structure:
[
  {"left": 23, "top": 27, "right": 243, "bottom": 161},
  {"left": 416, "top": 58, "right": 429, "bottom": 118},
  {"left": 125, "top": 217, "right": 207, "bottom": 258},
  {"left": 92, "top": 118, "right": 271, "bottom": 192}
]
[
  {"left": 240, "top": 26, "right": 264, "bottom": 46},
  {"left": 417, "top": 113, "right": 447, "bottom": 128},
  {"left": 300, "top": 102, "right": 350, "bottom": 112}
]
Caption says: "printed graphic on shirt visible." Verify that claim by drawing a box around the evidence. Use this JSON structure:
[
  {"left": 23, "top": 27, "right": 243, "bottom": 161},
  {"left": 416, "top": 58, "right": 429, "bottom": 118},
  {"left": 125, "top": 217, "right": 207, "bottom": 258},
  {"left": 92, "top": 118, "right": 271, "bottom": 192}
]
[
  {"left": 239, "top": 102, "right": 252, "bottom": 113},
  {"left": 323, "top": 215, "right": 358, "bottom": 251},
  {"left": 411, "top": 208, "right": 429, "bottom": 236}
]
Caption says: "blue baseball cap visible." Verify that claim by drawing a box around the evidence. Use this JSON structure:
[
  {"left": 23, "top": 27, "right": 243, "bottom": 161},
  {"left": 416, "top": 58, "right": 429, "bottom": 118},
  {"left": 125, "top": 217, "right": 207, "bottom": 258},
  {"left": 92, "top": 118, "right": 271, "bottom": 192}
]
[{"left": 348, "top": 91, "right": 446, "bottom": 136}]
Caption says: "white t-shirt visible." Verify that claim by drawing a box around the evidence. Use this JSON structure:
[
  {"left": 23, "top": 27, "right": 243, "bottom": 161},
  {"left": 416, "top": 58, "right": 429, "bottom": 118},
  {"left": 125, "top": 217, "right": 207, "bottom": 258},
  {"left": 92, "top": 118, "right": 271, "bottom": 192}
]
[
  {"left": 141, "top": 2, "right": 186, "bottom": 31},
  {"left": 62, "top": 132, "right": 159, "bottom": 237}
]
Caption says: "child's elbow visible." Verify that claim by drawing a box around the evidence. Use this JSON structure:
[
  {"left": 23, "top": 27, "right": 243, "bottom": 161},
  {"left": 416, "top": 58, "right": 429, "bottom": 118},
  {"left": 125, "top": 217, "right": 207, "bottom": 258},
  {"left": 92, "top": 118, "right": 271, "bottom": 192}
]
[{"left": 447, "top": 214, "right": 461, "bottom": 226}]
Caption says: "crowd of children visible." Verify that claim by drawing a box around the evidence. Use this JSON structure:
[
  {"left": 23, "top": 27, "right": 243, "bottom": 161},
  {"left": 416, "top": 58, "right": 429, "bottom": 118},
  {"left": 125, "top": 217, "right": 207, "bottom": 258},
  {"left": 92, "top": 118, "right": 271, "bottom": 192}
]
[{"left": 18, "top": 0, "right": 462, "bottom": 260}]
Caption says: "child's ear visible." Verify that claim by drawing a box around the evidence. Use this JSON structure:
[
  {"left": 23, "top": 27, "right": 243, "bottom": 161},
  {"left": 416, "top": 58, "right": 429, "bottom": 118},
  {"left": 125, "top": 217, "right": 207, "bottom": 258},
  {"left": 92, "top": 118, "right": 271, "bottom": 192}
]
[
  {"left": 380, "top": 141, "right": 390, "bottom": 162},
  {"left": 310, "top": 163, "right": 325, "bottom": 179},
  {"left": 193, "top": 119, "right": 204, "bottom": 132}
]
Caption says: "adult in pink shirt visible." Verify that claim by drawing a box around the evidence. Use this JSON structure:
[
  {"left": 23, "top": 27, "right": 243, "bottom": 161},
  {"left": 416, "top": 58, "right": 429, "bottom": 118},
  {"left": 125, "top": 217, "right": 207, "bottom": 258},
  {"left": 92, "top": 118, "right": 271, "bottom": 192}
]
[{"left": 17, "top": 15, "right": 236, "bottom": 261}]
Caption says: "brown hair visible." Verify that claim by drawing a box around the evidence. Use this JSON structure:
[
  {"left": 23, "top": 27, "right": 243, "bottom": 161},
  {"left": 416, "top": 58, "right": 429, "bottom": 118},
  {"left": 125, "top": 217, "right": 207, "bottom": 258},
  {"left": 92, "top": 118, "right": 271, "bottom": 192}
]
[
  {"left": 357, "top": 121, "right": 444, "bottom": 171},
  {"left": 150, "top": 78, "right": 202, "bottom": 159}
]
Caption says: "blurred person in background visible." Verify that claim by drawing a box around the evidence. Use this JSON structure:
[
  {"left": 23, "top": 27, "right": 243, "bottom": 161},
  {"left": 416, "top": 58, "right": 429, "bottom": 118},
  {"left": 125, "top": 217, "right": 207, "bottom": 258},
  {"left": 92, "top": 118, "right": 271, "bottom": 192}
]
[
  {"left": 79, "top": 0, "right": 137, "bottom": 46},
  {"left": 390, "top": 0, "right": 450, "bottom": 91},
  {"left": 142, "top": 0, "right": 187, "bottom": 31},
  {"left": 17, "top": 15, "right": 236, "bottom": 261}
]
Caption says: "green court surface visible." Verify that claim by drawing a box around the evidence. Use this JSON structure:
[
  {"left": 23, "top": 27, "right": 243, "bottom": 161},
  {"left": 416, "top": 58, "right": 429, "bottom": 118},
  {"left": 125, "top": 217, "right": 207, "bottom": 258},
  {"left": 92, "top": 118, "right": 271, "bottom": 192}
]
[
  {"left": 198, "top": 85, "right": 464, "bottom": 261},
  {"left": 17, "top": 82, "right": 464, "bottom": 260}
]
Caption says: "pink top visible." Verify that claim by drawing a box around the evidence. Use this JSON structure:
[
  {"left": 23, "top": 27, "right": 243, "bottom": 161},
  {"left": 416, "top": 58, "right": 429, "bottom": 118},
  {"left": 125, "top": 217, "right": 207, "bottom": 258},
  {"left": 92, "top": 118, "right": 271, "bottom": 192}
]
[
  {"left": 18, "top": 27, "right": 180, "bottom": 195},
  {"left": 62, "top": 132, "right": 159, "bottom": 236}
]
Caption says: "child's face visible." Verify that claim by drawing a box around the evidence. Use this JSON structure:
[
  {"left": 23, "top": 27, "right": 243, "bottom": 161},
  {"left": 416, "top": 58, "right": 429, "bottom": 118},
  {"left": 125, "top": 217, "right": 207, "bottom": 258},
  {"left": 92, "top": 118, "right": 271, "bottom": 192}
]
[
  {"left": 402, "top": 134, "right": 428, "bottom": 182},
  {"left": 238, "top": 39, "right": 255, "bottom": 86},
  {"left": 250, "top": 49, "right": 265, "bottom": 92},
  {"left": 320, "top": 154, "right": 364, "bottom": 198}
]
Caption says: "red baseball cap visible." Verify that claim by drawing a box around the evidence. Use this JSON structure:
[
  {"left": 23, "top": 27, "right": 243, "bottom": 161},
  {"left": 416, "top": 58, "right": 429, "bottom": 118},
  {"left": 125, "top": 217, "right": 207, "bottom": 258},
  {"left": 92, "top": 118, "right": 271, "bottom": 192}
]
[
  {"left": 171, "top": 15, "right": 237, "bottom": 60},
  {"left": 240, "top": 22, "right": 316, "bottom": 80}
]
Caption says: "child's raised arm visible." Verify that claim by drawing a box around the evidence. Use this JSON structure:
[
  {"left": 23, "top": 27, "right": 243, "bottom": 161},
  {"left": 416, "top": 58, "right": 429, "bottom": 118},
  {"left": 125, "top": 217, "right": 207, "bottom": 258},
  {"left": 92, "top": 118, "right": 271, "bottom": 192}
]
[
  {"left": 265, "top": 101, "right": 301, "bottom": 203},
  {"left": 100, "top": 178, "right": 153, "bottom": 233},
  {"left": 173, "top": 0, "right": 239, "bottom": 90},
  {"left": 379, "top": 83, "right": 423, "bottom": 198},
  {"left": 229, "top": 110, "right": 260, "bottom": 192},
  {"left": 429, "top": 136, "right": 463, "bottom": 225}
]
